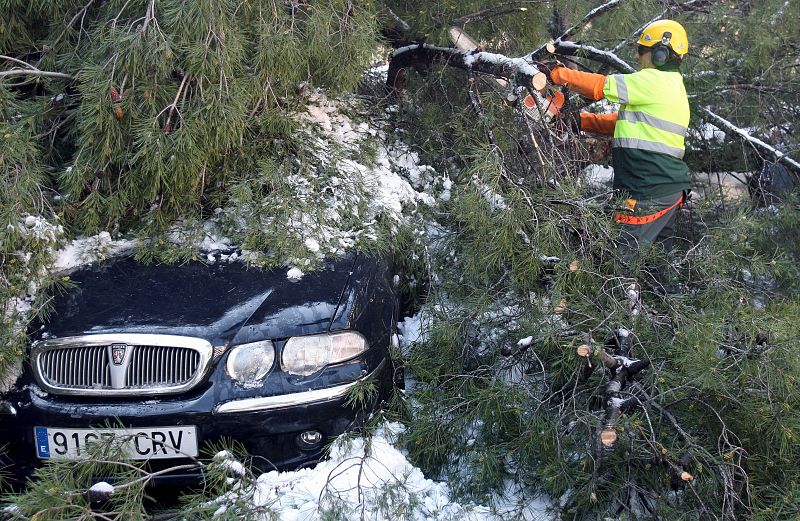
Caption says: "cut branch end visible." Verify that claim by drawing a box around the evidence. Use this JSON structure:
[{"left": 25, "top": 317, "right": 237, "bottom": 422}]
[{"left": 600, "top": 427, "right": 617, "bottom": 447}]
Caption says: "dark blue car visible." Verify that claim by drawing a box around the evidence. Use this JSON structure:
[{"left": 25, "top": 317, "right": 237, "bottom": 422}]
[{"left": 0, "top": 252, "right": 399, "bottom": 484}]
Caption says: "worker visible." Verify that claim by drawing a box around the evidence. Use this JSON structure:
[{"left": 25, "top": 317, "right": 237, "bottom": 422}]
[{"left": 549, "top": 20, "right": 691, "bottom": 253}]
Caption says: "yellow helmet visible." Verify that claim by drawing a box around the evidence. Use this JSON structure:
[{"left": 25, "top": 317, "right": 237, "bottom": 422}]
[{"left": 637, "top": 19, "right": 688, "bottom": 56}]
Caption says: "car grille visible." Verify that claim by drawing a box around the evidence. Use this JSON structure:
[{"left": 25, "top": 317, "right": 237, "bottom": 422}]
[
  {"left": 32, "top": 334, "right": 214, "bottom": 397},
  {"left": 39, "top": 345, "right": 111, "bottom": 388}
]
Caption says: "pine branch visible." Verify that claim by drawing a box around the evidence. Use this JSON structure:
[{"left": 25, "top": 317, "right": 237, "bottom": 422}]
[
  {"left": 1, "top": 54, "right": 33, "bottom": 68},
  {"left": 159, "top": 73, "right": 191, "bottom": 133},
  {"left": 35, "top": 0, "right": 96, "bottom": 66},
  {"left": 1, "top": 55, "right": 75, "bottom": 83},
  {"left": 690, "top": 83, "right": 797, "bottom": 96},
  {"left": 527, "top": 0, "right": 626, "bottom": 61},
  {"left": 383, "top": 7, "right": 410, "bottom": 33},
  {"left": 549, "top": 40, "right": 635, "bottom": 73},
  {"left": 636, "top": 426, "right": 695, "bottom": 486},
  {"left": 453, "top": 1, "right": 546, "bottom": 25},
  {"left": 0, "top": 69, "right": 74, "bottom": 81},
  {"left": 466, "top": 72, "right": 498, "bottom": 147}
]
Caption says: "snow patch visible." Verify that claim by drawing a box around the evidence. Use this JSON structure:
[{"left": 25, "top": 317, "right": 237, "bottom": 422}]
[
  {"left": 304, "top": 237, "right": 320, "bottom": 253},
  {"left": 397, "top": 311, "right": 429, "bottom": 355},
  {"left": 286, "top": 267, "right": 304, "bottom": 282},
  {"left": 582, "top": 164, "right": 614, "bottom": 189},
  {"left": 517, "top": 336, "right": 534, "bottom": 348},
  {"left": 54, "top": 232, "right": 136, "bottom": 273},
  {"left": 89, "top": 481, "right": 115, "bottom": 495},
  {"left": 212, "top": 451, "right": 247, "bottom": 477},
  {"left": 0, "top": 358, "right": 23, "bottom": 394},
  {"left": 213, "top": 422, "right": 553, "bottom": 520}
]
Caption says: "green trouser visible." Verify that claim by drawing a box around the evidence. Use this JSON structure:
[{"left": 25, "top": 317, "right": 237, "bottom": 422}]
[{"left": 616, "top": 191, "right": 684, "bottom": 253}]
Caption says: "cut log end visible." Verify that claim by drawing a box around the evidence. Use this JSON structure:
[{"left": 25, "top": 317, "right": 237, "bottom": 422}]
[
  {"left": 577, "top": 344, "right": 591, "bottom": 357},
  {"left": 681, "top": 471, "right": 694, "bottom": 482},
  {"left": 545, "top": 42, "right": 557, "bottom": 54},
  {"left": 569, "top": 260, "right": 579, "bottom": 272},
  {"left": 531, "top": 71, "right": 547, "bottom": 91},
  {"left": 600, "top": 427, "right": 617, "bottom": 447}
]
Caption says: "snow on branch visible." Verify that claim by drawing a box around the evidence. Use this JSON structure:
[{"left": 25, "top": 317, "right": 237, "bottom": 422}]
[
  {"left": 548, "top": 40, "right": 635, "bottom": 74},
  {"left": 698, "top": 107, "right": 800, "bottom": 171},
  {"left": 388, "top": 43, "right": 547, "bottom": 93}
]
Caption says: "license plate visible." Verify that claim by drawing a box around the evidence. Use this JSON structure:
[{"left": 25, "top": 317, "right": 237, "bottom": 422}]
[{"left": 34, "top": 426, "right": 198, "bottom": 460}]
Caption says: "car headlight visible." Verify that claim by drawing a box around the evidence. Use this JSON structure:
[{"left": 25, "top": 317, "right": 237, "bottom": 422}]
[
  {"left": 226, "top": 340, "right": 275, "bottom": 384},
  {"left": 282, "top": 331, "right": 367, "bottom": 376}
]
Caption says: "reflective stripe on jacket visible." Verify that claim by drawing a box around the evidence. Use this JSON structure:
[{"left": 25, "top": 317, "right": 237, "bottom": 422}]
[{"left": 603, "top": 69, "right": 690, "bottom": 159}]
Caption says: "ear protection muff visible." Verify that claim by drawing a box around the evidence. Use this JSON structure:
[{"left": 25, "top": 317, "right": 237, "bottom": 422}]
[{"left": 651, "top": 31, "right": 673, "bottom": 67}]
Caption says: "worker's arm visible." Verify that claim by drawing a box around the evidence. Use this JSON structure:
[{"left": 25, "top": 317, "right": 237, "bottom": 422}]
[
  {"left": 580, "top": 112, "right": 618, "bottom": 136},
  {"left": 550, "top": 67, "right": 606, "bottom": 101}
]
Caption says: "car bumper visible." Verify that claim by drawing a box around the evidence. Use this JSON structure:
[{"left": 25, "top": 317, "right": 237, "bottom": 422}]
[{"left": 0, "top": 359, "right": 388, "bottom": 485}]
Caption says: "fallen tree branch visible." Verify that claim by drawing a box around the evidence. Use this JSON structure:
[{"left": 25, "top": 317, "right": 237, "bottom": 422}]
[
  {"left": 636, "top": 426, "right": 695, "bottom": 487},
  {"left": 379, "top": 7, "right": 413, "bottom": 47},
  {"left": 388, "top": 43, "right": 547, "bottom": 95},
  {"left": 467, "top": 72, "right": 498, "bottom": 146},
  {"left": 690, "top": 83, "right": 797, "bottom": 97},
  {"left": 550, "top": 39, "right": 635, "bottom": 73},
  {"left": 383, "top": 7, "right": 410, "bottom": 33}
]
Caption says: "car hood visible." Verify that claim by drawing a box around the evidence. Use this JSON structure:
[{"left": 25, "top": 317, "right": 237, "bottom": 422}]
[{"left": 38, "top": 254, "right": 360, "bottom": 347}]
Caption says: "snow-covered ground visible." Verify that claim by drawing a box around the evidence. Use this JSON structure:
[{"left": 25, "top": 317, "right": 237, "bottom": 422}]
[{"left": 205, "top": 422, "right": 552, "bottom": 520}]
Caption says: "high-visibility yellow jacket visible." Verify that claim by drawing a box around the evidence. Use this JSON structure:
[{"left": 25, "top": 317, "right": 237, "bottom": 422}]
[{"left": 552, "top": 67, "right": 691, "bottom": 199}]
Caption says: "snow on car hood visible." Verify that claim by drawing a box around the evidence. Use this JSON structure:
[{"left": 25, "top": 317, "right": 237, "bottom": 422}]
[{"left": 37, "top": 254, "right": 360, "bottom": 346}]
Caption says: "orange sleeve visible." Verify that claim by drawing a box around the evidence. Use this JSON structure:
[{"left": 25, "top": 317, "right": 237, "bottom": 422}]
[
  {"left": 550, "top": 67, "right": 606, "bottom": 101},
  {"left": 580, "top": 112, "right": 618, "bottom": 136}
]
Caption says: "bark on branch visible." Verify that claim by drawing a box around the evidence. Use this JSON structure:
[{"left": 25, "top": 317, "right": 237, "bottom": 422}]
[
  {"left": 1, "top": 55, "right": 76, "bottom": 82},
  {"left": 0, "top": 69, "right": 75, "bottom": 81}
]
